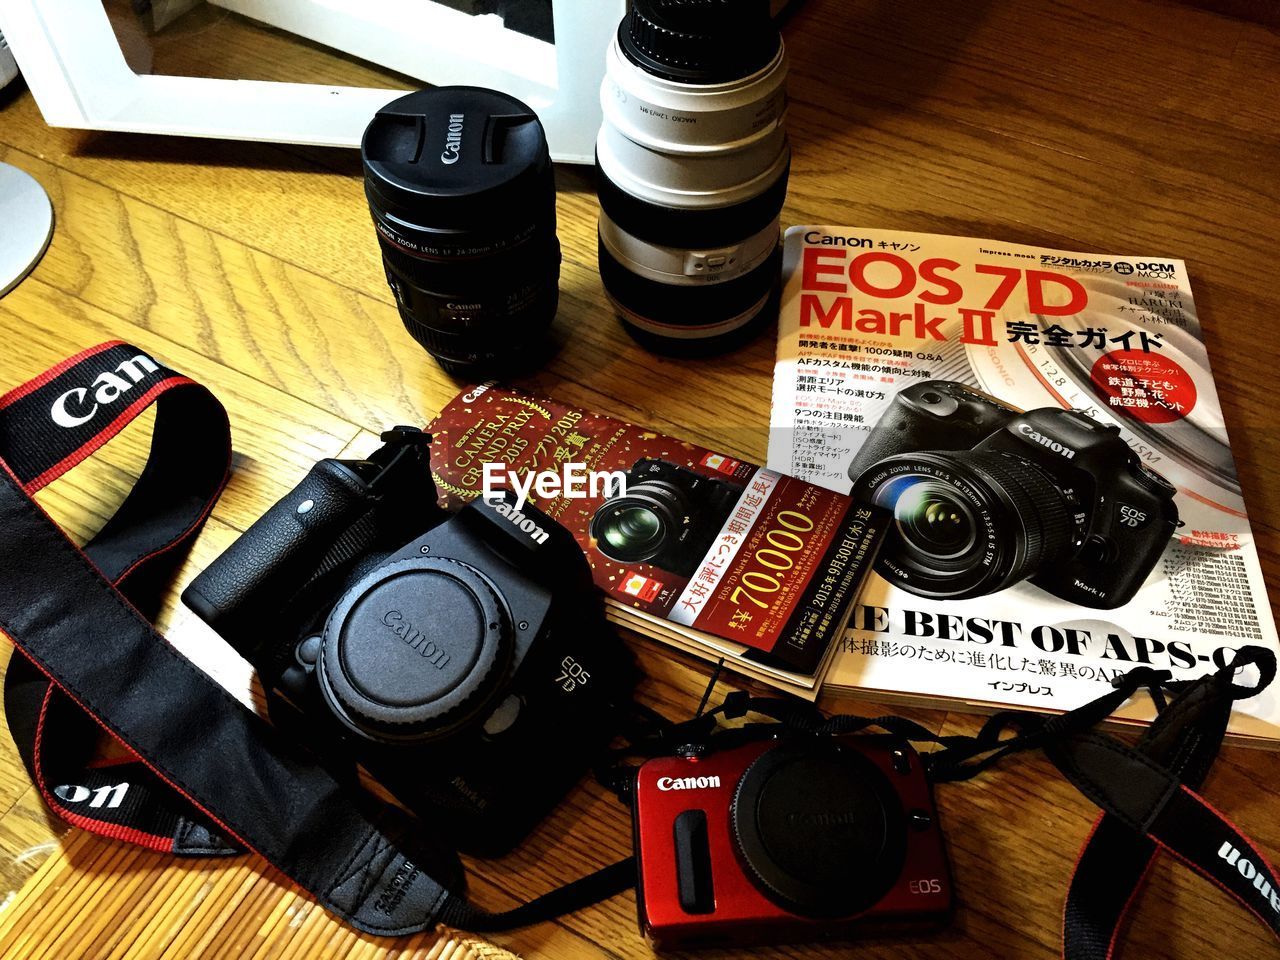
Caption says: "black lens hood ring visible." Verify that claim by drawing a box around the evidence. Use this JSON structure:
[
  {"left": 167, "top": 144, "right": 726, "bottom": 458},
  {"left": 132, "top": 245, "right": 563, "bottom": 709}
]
[
  {"left": 591, "top": 483, "right": 689, "bottom": 564},
  {"left": 596, "top": 158, "right": 789, "bottom": 250},
  {"left": 862, "top": 452, "right": 1043, "bottom": 599}
]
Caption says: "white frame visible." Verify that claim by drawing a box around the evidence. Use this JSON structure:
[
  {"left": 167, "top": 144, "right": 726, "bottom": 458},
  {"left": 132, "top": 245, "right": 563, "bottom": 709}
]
[{"left": 0, "top": 0, "right": 624, "bottom": 163}]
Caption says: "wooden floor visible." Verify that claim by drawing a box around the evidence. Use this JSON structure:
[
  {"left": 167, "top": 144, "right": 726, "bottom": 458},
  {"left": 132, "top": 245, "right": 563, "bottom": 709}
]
[{"left": 1, "top": 1, "right": 1279, "bottom": 957}]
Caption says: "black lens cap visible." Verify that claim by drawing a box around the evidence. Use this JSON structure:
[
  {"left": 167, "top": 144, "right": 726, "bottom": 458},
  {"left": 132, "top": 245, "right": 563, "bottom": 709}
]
[
  {"left": 362, "top": 86, "right": 553, "bottom": 229},
  {"left": 620, "top": 0, "right": 781, "bottom": 85},
  {"left": 730, "top": 741, "right": 908, "bottom": 918},
  {"left": 318, "top": 556, "right": 511, "bottom": 743}
]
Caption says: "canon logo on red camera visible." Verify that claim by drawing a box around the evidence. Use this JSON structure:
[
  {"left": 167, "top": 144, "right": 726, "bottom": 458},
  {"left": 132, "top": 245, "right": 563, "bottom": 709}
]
[
  {"left": 656, "top": 775, "right": 721, "bottom": 792},
  {"left": 633, "top": 736, "right": 952, "bottom": 949}
]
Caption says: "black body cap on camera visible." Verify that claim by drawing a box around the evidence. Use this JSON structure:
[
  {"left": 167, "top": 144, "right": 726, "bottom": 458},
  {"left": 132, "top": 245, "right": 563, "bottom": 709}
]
[
  {"left": 362, "top": 86, "right": 554, "bottom": 230},
  {"left": 620, "top": 0, "right": 781, "bottom": 84}
]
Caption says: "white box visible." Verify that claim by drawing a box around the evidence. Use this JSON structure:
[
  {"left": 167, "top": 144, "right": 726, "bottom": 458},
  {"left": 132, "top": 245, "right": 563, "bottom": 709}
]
[{"left": 0, "top": 0, "right": 624, "bottom": 163}]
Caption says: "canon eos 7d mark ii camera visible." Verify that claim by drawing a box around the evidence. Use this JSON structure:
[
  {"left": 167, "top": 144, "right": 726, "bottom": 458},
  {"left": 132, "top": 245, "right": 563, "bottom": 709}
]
[
  {"left": 633, "top": 731, "right": 951, "bottom": 949},
  {"left": 590, "top": 458, "right": 740, "bottom": 579},
  {"left": 182, "top": 428, "right": 634, "bottom": 856},
  {"left": 847, "top": 381, "right": 1179, "bottom": 609}
]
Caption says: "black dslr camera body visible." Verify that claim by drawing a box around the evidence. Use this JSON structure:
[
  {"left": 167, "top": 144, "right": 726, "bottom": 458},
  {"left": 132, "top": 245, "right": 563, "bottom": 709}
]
[
  {"left": 590, "top": 458, "right": 740, "bottom": 579},
  {"left": 182, "top": 428, "right": 634, "bottom": 856},
  {"left": 633, "top": 730, "right": 951, "bottom": 949},
  {"left": 847, "top": 381, "right": 1179, "bottom": 609}
]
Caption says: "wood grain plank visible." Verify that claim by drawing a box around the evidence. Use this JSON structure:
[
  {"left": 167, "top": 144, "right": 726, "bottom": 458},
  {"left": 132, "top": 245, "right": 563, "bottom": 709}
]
[{"left": 0, "top": 137, "right": 780, "bottom": 465}]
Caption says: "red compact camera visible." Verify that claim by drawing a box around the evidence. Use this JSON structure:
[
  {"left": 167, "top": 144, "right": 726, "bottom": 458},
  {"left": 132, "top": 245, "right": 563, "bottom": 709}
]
[{"left": 632, "top": 732, "right": 952, "bottom": 949}]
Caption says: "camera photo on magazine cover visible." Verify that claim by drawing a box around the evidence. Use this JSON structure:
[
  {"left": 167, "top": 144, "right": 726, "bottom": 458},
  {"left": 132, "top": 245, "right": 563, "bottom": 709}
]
[{"left": 768, "top": 226, "right": 1279, "bottom": 742}]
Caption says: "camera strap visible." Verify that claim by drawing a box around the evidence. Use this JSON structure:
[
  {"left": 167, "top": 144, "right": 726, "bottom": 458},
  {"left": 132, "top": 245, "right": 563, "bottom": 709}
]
[
  {"left": 0, "top": 343, "right": 633, "bottom": 936},
  {"left": 1, "top": 341, "right": 239, "bottom": 855},
  {"left": 664, "top": 650, "right": 1280, "bottom": 958}
]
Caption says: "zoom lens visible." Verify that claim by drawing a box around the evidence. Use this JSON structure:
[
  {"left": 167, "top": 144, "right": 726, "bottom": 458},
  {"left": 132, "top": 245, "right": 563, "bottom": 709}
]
[
  {"left": 590, "top": 481, "right": 691, "bottom": 564},
  {"left": 894, "top": 483, "right": 977, "bottom": 559},
  {"left": 854, "top": 451, "right": 1075, "bottom": 600},
  {"left": 596, "top": 0, "right": 790, "bottom": 355},
  {"left": 362, "top": 87, "right": 560, "bottom": 376},
  {"left": 599, "top": 505, "right": 664, "bottom": 556}
]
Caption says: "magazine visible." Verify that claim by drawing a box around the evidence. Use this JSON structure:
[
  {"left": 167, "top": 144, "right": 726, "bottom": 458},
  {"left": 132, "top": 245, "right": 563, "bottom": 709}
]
[
  {"left": 428, "top": 385, "right": 885, "bottom": 699},
  {"left": 768, "top": 225, "right": 1280, "bottom": 743}
]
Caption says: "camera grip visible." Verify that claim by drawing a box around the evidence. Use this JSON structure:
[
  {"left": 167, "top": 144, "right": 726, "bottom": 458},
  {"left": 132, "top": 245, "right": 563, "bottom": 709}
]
[
  {"left": 847, "top": 410, "right": 922, "bottom": 487},
  {"left": 848, "top": 382, "right": 1020, "bottom": 488},
  {"left": 182, "top": 460, "right": 371, "bottom": 650}
]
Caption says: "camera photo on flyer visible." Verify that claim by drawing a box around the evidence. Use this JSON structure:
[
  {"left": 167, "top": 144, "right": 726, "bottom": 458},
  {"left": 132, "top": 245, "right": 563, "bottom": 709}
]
[
  {"left": 428, "top": 385, "right": 886, "bottom": 698},
  {"left": 768, "top": 225, "right": 1280, "bottom": 742}
]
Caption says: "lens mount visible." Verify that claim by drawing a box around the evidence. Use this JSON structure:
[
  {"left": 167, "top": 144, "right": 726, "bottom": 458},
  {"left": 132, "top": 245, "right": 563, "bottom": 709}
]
[
  {"left": 730, "top": 740, "right": 907, "bottom": 918},
  {"left": 853, "top": 451, "right": 1074, "bottom": 600},
  {"left": 317, "top": 556, "right": 512, "bottom": 744}
]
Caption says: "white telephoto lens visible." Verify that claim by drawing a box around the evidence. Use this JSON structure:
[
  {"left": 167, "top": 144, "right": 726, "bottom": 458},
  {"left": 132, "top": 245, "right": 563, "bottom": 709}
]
[
  {"left": 0, "top": 32, "right": 17, "bottom": 90},
  {"left": 595, "top": 0, "right": 791, "bottom": 355}
]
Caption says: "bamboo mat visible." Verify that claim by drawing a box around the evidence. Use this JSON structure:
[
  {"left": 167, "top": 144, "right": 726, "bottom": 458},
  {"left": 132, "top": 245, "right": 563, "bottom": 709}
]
[{"left": 0, "top": 830, "right": 519, "bottom": 960}]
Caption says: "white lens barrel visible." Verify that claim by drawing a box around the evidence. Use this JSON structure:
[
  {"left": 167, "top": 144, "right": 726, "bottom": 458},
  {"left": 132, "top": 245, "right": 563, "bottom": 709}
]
[
  {"left": 598, "top": 122, "right": 790, "bottom": 210},
  {"left": 596, "top": 15, "right": 791, "bottom": 351},
  {"left": 600, "top": 209, "right": 780, "bottom": 287},
  {"left": 602, "top": 40, "right": 788, "bottom": 154},
  {"left": 599, "top": 37, "right": 790, "bottom": 210}
]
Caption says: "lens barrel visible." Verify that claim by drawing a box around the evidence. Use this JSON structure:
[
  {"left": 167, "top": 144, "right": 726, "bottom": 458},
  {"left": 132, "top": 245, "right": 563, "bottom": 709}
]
[
  {"left": 362, "top": 87, "right": 560, "bottom": 376},
  {"left": 855, "top": 451, "right": 1075, "bottom": 600},
  {"left": 596, "top": 0, "right": 790, "bottom": 354},
  {"left": 591, "top": 479, "right": 692, "bottom": 564}
]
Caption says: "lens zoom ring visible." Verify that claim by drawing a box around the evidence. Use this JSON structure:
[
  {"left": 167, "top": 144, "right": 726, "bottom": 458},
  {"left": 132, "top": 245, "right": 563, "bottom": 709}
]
[
  {"left": 956, "top": 451, "right": 1074, "bottom": 573},
  {"left": 596, "top": 159, "right": 789, "bottom": 249}
]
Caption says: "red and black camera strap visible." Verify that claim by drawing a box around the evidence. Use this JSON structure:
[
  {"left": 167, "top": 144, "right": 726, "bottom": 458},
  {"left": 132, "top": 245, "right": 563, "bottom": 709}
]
[
  {"left": 662, "top": 648, "right": 1280, "bottom": 958},
  {"left": 920, "top": 648, "right": 1280, "bottom": 958},
  {"left": 1, "top": 341, "right": 239, "bottom": 856},
  {"left": 0, "top": 343, "right": 630, "bottom": 936},
  {"left": 1049, "top": 651, "right": 1280, "bottom": 959},
  {"left": 1, "top": 345, "right": 1278, "bottom": 950}
]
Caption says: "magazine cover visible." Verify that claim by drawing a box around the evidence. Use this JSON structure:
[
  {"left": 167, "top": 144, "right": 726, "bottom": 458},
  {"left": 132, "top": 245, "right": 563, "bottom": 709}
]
[
  {"left": 428, "top": 385, "right": 885, "bottom": 697},
  {"left": 768, "top": 225, "right": 1280, "bottom": 742}
]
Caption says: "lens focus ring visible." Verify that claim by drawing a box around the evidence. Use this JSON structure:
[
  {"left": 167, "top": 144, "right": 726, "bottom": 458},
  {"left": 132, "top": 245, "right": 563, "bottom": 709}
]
[
  {"left": 620, "top": 0, "right": 780, "bottom": 84},
  {"left": 958, "top": 451, "right": 1075, "bottom": 571},
  {"left": 861, "top": 450, "right": 1077, "bottom": 600}
]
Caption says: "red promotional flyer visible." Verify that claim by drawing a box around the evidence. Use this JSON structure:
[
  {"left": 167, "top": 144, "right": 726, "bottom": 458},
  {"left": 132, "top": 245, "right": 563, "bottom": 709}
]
[{"left": 428, "top": 385, "right": 885, "bottom": 695}]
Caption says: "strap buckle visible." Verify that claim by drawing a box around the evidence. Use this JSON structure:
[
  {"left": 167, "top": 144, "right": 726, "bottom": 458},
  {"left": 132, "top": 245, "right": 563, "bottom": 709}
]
[{"left": 1112, "top": 665, "right": 1174, "bottom": 713}]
